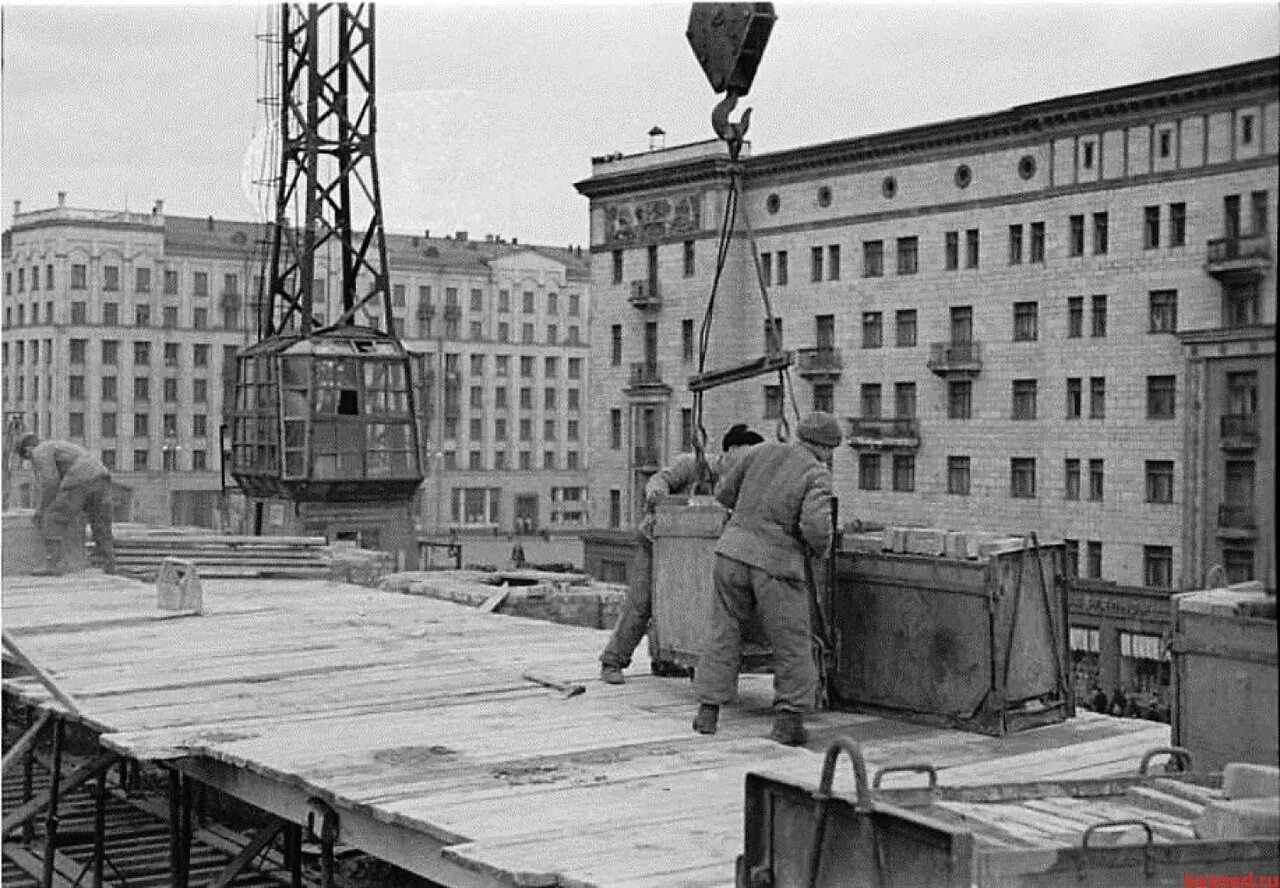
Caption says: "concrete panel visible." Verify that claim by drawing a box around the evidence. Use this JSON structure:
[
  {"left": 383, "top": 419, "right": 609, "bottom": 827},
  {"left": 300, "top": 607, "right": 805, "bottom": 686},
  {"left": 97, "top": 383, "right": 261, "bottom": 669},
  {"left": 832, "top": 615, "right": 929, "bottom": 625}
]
[
  {"left": 1102, "top": 129, "right": 1125, "bottom": 179},
  {"left": 1206, "top": 111, "right": 1234, "bottom": 164},
  {"left": 1127, "top": 124, "right": 1151, "bottom": 175},
  {"left": 1180, "top": 115, "right": 1206, "bottom": 168}
]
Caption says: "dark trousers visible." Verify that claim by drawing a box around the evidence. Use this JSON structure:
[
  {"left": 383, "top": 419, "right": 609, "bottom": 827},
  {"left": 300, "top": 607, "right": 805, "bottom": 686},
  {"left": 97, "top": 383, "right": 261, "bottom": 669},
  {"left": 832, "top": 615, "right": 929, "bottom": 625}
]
[
  {"left": 43, "top": 476, "right": 114, "bottom": 558},
  {"left": 599, "top": 534, "right": 654, "bottom": 669}
]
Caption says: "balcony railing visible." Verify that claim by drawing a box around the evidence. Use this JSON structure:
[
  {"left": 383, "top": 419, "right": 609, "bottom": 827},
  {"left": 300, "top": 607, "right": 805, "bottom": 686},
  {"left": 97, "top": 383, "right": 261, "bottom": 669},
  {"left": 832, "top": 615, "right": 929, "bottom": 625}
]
[
  {"left": 1206, "top": 234, "right": 1271, "bottom": 280},
  {"left": 847, "top": 417, "right": 919, "bottom": 449},
  {"left": 443, "top": 304, "right": 462, "bottom": 321},
  {"left": 417, "top": 303, "right": 435, "bottom": 320},
  {"left": 628, "top": 279, "right": 662, "bottom": 310},
  {"left": 927, "top": 340, "right": 982, "bottom": 377},
  {"left": 1220, "top": 413, "right": 1259, "bottom": 450},
  {"left": 1217, "top": 503, "right": 1257, "bottom": 535},
  {"left": 634, "top": 445, "right": 661, "bottom": 469},
  {"left": 796, "top": 347, "right": 843, "bottom": 380},
  {"left": 628, "top": 362, "right": 665, "bottom": 387}
]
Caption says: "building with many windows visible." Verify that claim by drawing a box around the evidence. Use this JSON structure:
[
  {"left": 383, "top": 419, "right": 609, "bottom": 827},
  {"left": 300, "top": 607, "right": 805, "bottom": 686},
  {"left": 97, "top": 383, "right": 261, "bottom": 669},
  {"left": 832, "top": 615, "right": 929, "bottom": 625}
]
[
  {"left": 576, "top": 56, "right": 1277, "bottom": 590},
  {"left": 2, "top": 197, "right": 590, "bottom": 534}
]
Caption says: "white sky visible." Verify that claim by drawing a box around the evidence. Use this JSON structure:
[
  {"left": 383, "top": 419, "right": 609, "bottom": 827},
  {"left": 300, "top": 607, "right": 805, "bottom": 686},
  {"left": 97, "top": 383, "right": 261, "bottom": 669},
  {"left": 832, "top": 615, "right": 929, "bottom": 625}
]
[{"left": 2, "top": 2, "right": 1277, "bottom": 249}]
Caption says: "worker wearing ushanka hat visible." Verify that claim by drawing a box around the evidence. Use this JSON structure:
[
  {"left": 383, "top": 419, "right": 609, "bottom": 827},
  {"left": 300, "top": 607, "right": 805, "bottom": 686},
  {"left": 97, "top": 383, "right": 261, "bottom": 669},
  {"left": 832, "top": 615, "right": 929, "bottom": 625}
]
[{"left": 692, "top": 412, "right": 840, "bottom": 746}]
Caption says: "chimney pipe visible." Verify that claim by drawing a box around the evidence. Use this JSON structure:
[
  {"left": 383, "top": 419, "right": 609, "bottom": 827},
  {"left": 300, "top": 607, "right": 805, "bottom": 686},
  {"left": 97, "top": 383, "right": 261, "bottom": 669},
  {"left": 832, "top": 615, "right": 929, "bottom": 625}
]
[
  {"left": 153, "top": 199, "right": 164, "bottom": 215},
  {"left": 57, "top": 192, "right": 66, "bottom": 207},
  {"left": 13, "top": 200, "right": 21, "bottom": 217}
]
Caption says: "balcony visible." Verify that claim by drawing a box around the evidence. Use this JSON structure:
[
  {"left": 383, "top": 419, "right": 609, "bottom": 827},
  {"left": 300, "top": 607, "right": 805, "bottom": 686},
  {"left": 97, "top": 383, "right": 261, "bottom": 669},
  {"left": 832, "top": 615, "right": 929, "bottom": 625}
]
[
  {"left": 847, "top": 417, "right": 919, "bottom": 450},
  {"left": 220, "top": 292, "right": 241, "bottom": 311},
  {"left": 633, "top": 445, "right": 662, "bottom": 471},
  {"left": 625, "top": 361, "right": 671, "bottom": 398},
  {"left": 1217, "top": 503, "right": 1257, "bottom": 540},
  {"left": 1205, "top": 234, "right": 1271, "bottom": 282},
  {"left": 443, "top": 304, "right": 462, "bottom": 321},
  {"left": 796, "top": 347, "right": 843, "bottom": 381},
  {"left": 417, "top": 303, "right": 435, "bottom": 320},
  {"left": 1220, "top": 413, "right": 1259, "bottom": 451},
  {"left": 927, "top": 341, "right": 982, "bottom": 377},
  {"left": 628, "top": 279, "right": 662, "bottom": 310}
]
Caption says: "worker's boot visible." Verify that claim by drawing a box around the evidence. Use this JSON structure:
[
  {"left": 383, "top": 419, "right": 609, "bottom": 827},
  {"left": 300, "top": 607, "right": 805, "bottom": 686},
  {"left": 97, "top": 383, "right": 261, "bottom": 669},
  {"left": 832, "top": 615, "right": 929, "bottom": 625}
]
[
  {"left": 94, "top": 539, "right": 117, "bottom": 574},
  {"left": 769, "top": 710, "right": 809, "bottom": 747},
  {"left": 692, "top": 703, "right": 719, "bottom": 735},
  {"left": 600, "top": 664, "right": 625, "bottom": 685}
]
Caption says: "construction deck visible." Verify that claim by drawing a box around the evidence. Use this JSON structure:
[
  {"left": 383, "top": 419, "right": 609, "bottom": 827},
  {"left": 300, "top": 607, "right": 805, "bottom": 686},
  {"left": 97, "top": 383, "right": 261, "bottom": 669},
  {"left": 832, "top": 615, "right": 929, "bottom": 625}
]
[{"left": 1, "top": 573, "right": 1171, "bottom": 888}]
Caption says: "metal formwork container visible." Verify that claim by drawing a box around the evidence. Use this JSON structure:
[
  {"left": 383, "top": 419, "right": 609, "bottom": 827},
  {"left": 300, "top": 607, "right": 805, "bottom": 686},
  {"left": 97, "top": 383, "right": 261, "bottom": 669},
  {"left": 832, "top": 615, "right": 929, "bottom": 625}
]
[
  {"left": 650, "top": 499, "right": 772, "bottom": 672},
  {"left": 829, "top": 542, "right": 1072, "bottom": 735},
  {"left": 1171, "top": 586, "right": 1278, "bottom": 771}
]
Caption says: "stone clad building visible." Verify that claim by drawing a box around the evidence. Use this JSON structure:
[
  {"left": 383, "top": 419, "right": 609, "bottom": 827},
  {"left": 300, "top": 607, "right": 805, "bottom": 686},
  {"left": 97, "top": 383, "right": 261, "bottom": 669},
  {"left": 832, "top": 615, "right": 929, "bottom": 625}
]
[
  {"left": 2, "top": 198, "right": 590, "bottom": 534},
  {"left": 576, "top": 57, "right": 1277, "bottom": 591}
]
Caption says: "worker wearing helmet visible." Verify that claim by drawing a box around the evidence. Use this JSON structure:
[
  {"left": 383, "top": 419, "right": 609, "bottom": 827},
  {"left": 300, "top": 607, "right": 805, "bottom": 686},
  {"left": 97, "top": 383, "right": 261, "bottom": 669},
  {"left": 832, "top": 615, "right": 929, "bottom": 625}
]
[
  {"left": 692, "top": 411, "right": 840, "bottom": 746},
  {"left": 599, "top": 423, "right": 764, "bottom": 685},
  {"left": 16, "top": 434, "right": 116, "bottom": 576}
]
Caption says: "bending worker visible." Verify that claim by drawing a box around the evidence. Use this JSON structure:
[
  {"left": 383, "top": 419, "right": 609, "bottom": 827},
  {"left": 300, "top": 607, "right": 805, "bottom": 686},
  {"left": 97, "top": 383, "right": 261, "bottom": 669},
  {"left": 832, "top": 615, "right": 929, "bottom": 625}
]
[
  {"left": 692, "top": 411, "right": 840, "bottom": 746},
  {"left": 17, "top": 434, "right": 116, "bottom": 575},
  {"left": 599, "top": 423, "right": 764, "bottom": 685}
]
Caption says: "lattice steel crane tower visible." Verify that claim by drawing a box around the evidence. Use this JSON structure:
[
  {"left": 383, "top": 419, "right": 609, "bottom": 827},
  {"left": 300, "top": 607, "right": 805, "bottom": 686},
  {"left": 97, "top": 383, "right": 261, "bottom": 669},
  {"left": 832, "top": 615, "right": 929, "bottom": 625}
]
[{"left": 226, "top": 3, "right": 426, "bottom": 564}]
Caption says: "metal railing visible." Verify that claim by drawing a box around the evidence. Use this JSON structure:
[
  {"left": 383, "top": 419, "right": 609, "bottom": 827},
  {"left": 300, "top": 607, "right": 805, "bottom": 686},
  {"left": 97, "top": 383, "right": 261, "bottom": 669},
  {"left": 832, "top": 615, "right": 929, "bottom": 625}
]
[
  {"left": 796, "top": 347, "right": 843, "bottom": 375},
  {"left": 848, "top": 417, "right": 918, "bottom": 441},
  {"left": 628, "top": 362, "right": 663, "bottom": 386},
  {"left": 1218, "top": 504, "right": 1256, "bottom": 529},
  {"left": 1220, "top": 413, "right": 1258, "bottom": 440},
  {"left": 929, "top": 340, "right": 981, "bottom": 367},
  {"left": 1206, "top": 233, "right": 1271, "bottom": 265}
]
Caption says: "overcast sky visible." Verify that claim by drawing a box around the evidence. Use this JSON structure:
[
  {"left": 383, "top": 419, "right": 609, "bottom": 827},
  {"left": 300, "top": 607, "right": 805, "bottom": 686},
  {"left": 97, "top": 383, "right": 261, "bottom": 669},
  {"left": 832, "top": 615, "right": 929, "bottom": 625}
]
[{"left": 2, "top": 2, "right": 1277, "bottom": 248}]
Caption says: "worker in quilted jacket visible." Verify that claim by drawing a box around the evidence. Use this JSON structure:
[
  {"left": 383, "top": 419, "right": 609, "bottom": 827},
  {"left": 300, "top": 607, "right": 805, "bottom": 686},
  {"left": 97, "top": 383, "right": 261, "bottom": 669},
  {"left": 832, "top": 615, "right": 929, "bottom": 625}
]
[
  {"left": 598, "top": 423, "right": 764, "bottom": 685},
  {"left": 17, "top": 434, "right": 116, "bottom": 575},
  {"left": 692, "top": 412, "right": 839, "bottom": 746}
]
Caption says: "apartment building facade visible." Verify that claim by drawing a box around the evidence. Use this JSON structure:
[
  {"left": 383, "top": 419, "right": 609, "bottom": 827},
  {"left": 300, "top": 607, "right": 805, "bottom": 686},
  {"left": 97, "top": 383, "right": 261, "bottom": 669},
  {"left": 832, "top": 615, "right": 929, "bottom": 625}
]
[
  {"left": 2, "top": 199, "right": 590, "bottom": 534},
  {"left": 577, "top": 57, "right": 1277, "bottom": 590}
]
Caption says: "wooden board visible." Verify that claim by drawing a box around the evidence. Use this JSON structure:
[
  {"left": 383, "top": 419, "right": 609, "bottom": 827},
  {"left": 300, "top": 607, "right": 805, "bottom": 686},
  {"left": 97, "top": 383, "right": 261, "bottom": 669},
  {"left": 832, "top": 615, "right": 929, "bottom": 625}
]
[{"left": 2, "top": 572, "right": 1172, "bottom": 888}]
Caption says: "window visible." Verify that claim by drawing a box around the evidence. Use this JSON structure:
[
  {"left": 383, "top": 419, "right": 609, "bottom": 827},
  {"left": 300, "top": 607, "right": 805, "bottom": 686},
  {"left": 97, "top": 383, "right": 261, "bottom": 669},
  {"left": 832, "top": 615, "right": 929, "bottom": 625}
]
[
  {"left": 861, "top": 312, "right": 883, "bottom": 348},
  {"left": 1224, "top": 282, "right": 1259, "bottom": 327},
  {"left": 1251, "top": 190, "right": 1268, "bottom": 234},
  {"left": 858, "top": 453, "right": 881, "bottom": 490},
  {"left": 827, "top": 245, "right": 840, "bottom": 281},
  {"left": 1067, "top": 296, "right": 1084, "bottom": 338},
  {"left": 69, "top": 412, "right": 85, "bottom": 438},
  {"left": 1144, "top": 206, "right": 1160, "bottom": 249},
  {"left": 164, "top": 342, "right": 180, "bottom": 367},
  {"left": 1013, "top": 301, "right": 1038, "bottom": 342},
  {"left": 101, "top": 412, "right": 117, "bottom": 438},
  {"left": 1158, "top": 129, "right": 1173, "bottom": 158},
  {"left": 193, "top": 272, "right": 208, "bottom": 297},
  {"left": 516, "top": 323, "right": 531, "bottom": 344},
  {"left": 193, "top": 379, "right": 207, "bottom": 403},
  {"left": 760, "top": 252, "right": 773, "bottom": 286},
  {"left": 71, "top": 263, "right": 87, "bottom": 290},
  {"left": 568, "top": 357, "right": 582, "bottom": 380},
  {"left": 1011, "top": 458, "right": 1036, "bottom": 498},
  {"left": 516, "top": 451, "right": 530, "bottom": 471},
  {"left": 163, "top": 378, "right": 178, "bottom": 402},
  {"left": 761, "top": 317, "right": 783, "bottom": 351},
  {"left": 1146, "top": 460, "right": 1174, "bottom": 504},
  {"left": 894, "top": 382, "right": 916, "bottom": 418},
  {"left": 947, "top": 380, "right": 972, "bottom": 420},
  {"left": 1068, "top": 214, "right": 1085, "bottom": 257},
  {"left": 495, "top": 322, "right": 508, "bottom": 342},
  {"left": 567, "top": 389, "right": 580, "bottom": 411},
  {"left": 1066, "top": 377, "right": 1082, "bottom": 419},
  {"left": 610, "top": 409, "right": 622, "bottom": 449},
  {"left": 135, "top": 304, "right": 151, "bottom": 327},
  {"left": 193, "top": 308, "right": 207, "bottom": 330},
  {"left": 134, "top": 341, "right": 151, "bottom": 365},
  {"left": 775, "top": 251, "right": 788, "bottom": 285},
  {"left": 895, "top": 310, "right": 916, "bottom": 347},
  {"left": 469, "top": 354, "right": 485, "bottom": 377},
  {"left": 494, "top": 388, "right": 507, "bottom": 409},
  {"left": 190, "top": 450, "right": 206, "bottom": 471},
  {"left": 1224, "top": 548, "right": 1255, "bottom": 584},
  {"left": 135, "top": 267, "right": 152, "bottom": 293},
  {"left": 494, "top": 418, "right": 507, "bottom": 442},
  {"left": 1030, "top": 221, "right": 1045, "bottom": 262},
  {"left": 610, "top": 490, "right": 622, "bottom": 528},
  {"left": 813, "top": 383, "right": 834, "bottom": 413},
  {"left": 1147, "top": 375, "right": 1176, "bottom": 419},
  {"left": 863, "top": 240, "right": 883, "bottom": 277},
  {"left": 1144, "top": 546, "right": 1173, "bottom": 589},
  {"left": 544, "top": 419, "right": 557, "bottom": 440},
  {"left": 519, "top": 388, "right": 532, "bottom": 410},
  {"left": 682, "top": 319, "right": 695, "bottom": 362},
  {"left": 100, "top": 340, "right": 119, "bottom": 366},
  {"left": 470, "top": 386, "right": 484, "bottom": 409},
  {"left": 543, "top": 451, "right": 557, "bottom": 470},
  {"left": 1062, "top": 539, "right": 1079, "bottom": 577},
  {"left": 1082, "top": 140, "right": 1095, "bottom": 170},
  {"left": 1090, "top": 295, "right": 1107, "bottom": 337},
  {"left": 965, "top": 229, "right": 979, "bottom": 268},
  {"left": 164, "top": 269, "right": 178, "bottom": 295},
  {"left": 1088, "top": 459, "right": 1104, "bottom": 501},
  {"left": 1064, "top": 458, "right": 1081, "bottom": 500},
  {"left": 810, "top": 246, "right": 823, "bottom": 282},
  {"left": 892, "top": 454, "right": 915, "bottom": 492},
  {"left": 1241, "top": 113, "right": 1255, "bottom": 145},
  {"left": 162, "top": 413, "right": 178, "bottom": 438},
  {"left": 519, "top": 417, "right": 532, "bottom": 441},
  {"left": 469, "top": 321, "right": 484, "bottom": 341},
  {"left": 103, "top": 265, "right": 120, "bottom": 291},
  {"left": 193, "top": 344, "right": 210, "bottom": 367},
  {"left": 1089, "top": 377, "right": 1106, "bottom": 419},
  {"left": 1092, "top": 212, "right": 1108, "bottom": 254},
  {"left": 223, "top": 274, "right": 238, "bottom": 296},
  {"left": 611, "top": 325, "right": 622, "bottom": 366},
  {"left": 896, "top": 236, "right": 918, "bottom": 274},
  {"left": 567, "top": 420, "right": 579, "bottom": 442},
  {"left": 1170, "top": 202, "right": 1186, "bottom": 247},
  {"left": 860, "top": 384, "right": 882, "bottom": 418},
  {"left": 546, "top": 324, "right": 557, "bottom": 344},
  {"left": 945, "top": 231, "right": 959, "bottom": 270},
  {"left": 70, "top": 339, "right": 87, "bottom": 364},
  {"left": 1008, "top": 224, "right": 1023, "bottom": 265},
  {"left": 134, "top": 450, "right": 149, "bottom": 472},
  {"left": 101, "top": 377, "right": 117, "bottom": 401},
  {"left": 1149, "top": 290, "right": 1177, "bottom": 333},
  {"left": 68, "top": 375, "right": 86, "bottom": 400},
  {"left": 45, "top": 264, "right": 53, "bottom": 289},
  {"left": 1012, "top": 379, "right": 1037, "bottom": 420},
  {"left": 764, "top": 384, "right": 783, "bottom": 419},
  {"left": 544, "top": 387, "right": 556, "bottom": 409},
  {"left": 1227, "top": 370, "right": 1258, "bottom": 417},
  {"left": 134, "top": 413, "right": 150, "bottom": 436},
  {"left": 134, "top": 377, "right": 150, "bottom": 402},
  {"left": 947, "top": 456, "right": 970, "bottom": 495}
]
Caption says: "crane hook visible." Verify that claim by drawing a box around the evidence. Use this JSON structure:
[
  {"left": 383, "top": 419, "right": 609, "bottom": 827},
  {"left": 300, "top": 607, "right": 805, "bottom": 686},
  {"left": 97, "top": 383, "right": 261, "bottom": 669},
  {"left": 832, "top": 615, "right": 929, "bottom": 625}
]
[{"left": 712, "top": 89, "right": 752, "bottom": 161}]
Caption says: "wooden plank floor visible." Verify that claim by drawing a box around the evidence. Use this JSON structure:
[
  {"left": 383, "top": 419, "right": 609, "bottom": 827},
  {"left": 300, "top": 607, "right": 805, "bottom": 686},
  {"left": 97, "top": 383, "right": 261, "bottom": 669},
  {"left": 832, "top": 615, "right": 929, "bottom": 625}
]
[{"left": 1, "top": 573, "right": 1170, "bottom": 888}]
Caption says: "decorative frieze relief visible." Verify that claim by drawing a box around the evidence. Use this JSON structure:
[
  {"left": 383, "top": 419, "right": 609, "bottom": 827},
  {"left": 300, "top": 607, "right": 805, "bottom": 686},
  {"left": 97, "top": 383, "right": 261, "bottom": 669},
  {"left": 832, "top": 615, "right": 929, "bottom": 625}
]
[{"left": 604, "top": 193, "right": 702, "bottom": 245}]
